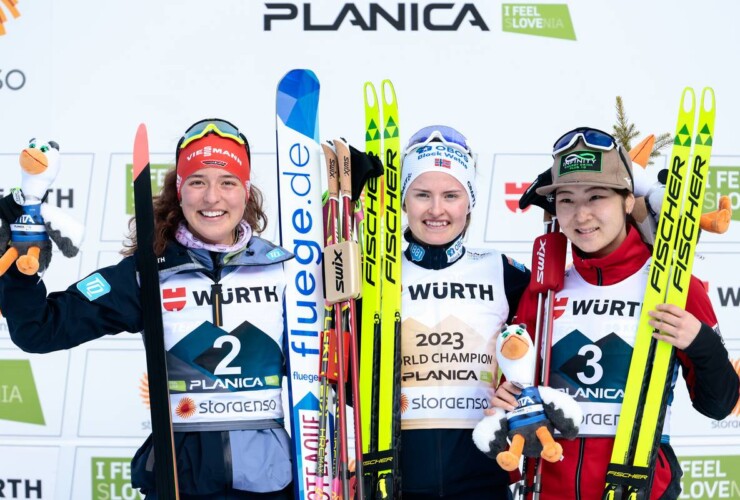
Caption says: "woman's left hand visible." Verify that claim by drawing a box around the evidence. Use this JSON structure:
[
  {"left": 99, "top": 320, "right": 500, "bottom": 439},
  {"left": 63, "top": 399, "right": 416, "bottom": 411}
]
[{"left": 648, "top": 303, "right": 702, "bottom": 350}]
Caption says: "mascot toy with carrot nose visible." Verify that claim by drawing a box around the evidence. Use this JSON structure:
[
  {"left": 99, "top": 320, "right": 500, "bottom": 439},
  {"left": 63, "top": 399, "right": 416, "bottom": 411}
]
[
  {"left": 472, "top": 324, "right": 582, "bottom": 471},
  {"left": 0, "top": 138, "right": 84, "bottom": 276}
]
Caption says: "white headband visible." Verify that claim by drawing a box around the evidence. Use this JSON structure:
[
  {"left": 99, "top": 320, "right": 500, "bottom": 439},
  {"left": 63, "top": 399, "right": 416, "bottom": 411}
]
[{"left": 401, "top": 143, "right": 477, "bottom": 210}]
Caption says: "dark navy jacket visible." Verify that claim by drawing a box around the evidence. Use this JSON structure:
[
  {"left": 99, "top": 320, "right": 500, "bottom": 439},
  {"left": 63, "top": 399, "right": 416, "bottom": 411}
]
[{"left": 0, "top": 236, "right": 296, "bottom": 495}]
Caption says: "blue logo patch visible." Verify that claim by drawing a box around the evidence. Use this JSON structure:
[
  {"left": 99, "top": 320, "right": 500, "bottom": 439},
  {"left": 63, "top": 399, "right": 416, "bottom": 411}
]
[
  {"left": 446, "top": 237, "right": 464, "bottom": 263},
  {"left": 266, "top": 248, "right": 284, "bottom": 261},
  {"left": 509, "top": 258, "right": 526, "bottom": 273},
  {"left": 76, "top": 273, "right": 111, "bottom": 301},
  {"left": 410, "top": 243, "right": 425, "bottom": 262}
]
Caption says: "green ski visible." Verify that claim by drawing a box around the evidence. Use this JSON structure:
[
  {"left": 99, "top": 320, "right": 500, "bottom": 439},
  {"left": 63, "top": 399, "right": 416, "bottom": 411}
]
[
  {"left": 359, "top": 80, "right": 401, "bottom": 499},
  {"left": 604, "top": 87, "right": 716, "bottom": 500},
  {"left": 359, "top": 82, "right": 383, "bottom": 478}
]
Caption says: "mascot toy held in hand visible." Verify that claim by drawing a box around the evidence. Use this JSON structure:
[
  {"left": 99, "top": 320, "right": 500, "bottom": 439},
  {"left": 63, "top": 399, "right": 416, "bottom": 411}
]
[
  {"left": 0, "top": 138, "right": 84, "bottom": 276},
  {"left": 629, "top": 134, "right": 732, "bottom": 245},
  {"left": 472, "top": 324, "right": 582, "bottom": 472}
]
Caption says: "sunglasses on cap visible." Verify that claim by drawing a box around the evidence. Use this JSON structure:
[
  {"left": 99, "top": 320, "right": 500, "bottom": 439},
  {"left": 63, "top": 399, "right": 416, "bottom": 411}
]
[
  {"left": 404, "top": 125, "right": 473, "bottom": 157},
  {"left": 553, "top": 126, "right": 634, "bottom": 191},
  {"left": 176, "top": 118, "right": 250, "bottom": 160},
  {"left": 552, "top": 127, "right": 619, "bottom": 156}
]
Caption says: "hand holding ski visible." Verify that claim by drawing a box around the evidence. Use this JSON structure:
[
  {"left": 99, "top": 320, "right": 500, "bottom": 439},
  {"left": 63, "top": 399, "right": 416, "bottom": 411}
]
[{"left": 604, "top": 87, "right": 716, "bottom": 500}]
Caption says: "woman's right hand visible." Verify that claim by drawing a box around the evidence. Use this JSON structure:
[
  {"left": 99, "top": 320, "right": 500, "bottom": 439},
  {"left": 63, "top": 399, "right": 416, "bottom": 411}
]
[{"left": 484, "top": 381, "right": 521, "bottom": 416}]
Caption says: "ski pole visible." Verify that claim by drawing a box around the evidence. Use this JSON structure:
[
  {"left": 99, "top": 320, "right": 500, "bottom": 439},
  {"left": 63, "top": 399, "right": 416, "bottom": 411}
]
[
  {"left": 335, "top": 138, "right": 366, "bottom": 499},
  {"left": 322, "top": 142, "right": 351, "bottom": 499},
  {"left": 520, "top": 215, "right": 566, "bottom": 500},
  {"left": 315, "top": 303, "right": 333, "bottom": 494}
]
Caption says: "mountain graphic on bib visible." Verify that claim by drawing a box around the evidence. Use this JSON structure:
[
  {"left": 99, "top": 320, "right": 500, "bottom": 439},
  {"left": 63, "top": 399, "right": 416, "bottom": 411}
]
[
  {"left": 550, "top": 329, "right": 632, "bottom": 403},
  {"left": 167, "top": 320, "right": 283, "bottom": 392}
]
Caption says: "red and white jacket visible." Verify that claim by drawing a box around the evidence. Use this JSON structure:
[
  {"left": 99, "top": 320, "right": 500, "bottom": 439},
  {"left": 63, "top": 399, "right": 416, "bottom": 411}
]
[{"left": 514, "top": 226, "right": 739, "bottom": 500}]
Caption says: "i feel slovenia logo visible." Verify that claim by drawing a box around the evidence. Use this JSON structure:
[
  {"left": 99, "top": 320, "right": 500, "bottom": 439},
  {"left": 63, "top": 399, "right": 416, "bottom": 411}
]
[
  {"left": 502, "top": 4, "right": 576, "bottom": 40},
  {"left": 0, "top": 359, "right": 45, "bottom": 425},
  {"left": 125, "top": 163, "right": 172, "bottom": 215}
]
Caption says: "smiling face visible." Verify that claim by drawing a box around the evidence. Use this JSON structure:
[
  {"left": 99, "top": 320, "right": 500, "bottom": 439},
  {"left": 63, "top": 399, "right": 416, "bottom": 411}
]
[
  {"left": 555, "top": 185, "right": 635, "bottom": 258},
  {"left": 404, "top": 171, "right": 469, "bottom": 246},
  {"left": 179, "top": 167, "right": 248, "bottom": 245}
]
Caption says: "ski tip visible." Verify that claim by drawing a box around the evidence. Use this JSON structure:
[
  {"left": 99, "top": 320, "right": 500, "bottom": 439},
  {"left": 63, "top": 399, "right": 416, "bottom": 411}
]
[
  {"left": 281, "top": 68, "right": 319, "bottom": 87},
  {"left": 364, "top": 82, "right": 379, "bottom": 108},
  {"left": 629, "top": 134, "right": 655, "bottom": 169},
  {"left": 701, "top": 87, "right": 716, "bottom": 112},
  {"left": 680, "top": 87, "right": 696, "bottom": 113},
  {"left": 381, "top": 79, "right": 397, "bottom": 106},
  {"left": 133, "top": 123, "right": 150, "bottom": 180}
]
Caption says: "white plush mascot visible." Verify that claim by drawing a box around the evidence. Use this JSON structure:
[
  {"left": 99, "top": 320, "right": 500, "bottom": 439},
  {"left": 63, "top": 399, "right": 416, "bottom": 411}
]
[
  {"left": 630, "top": 134, "right": 732, "bottom": 245},
  {"left": 472, "top": 324, "right": 582, "bottom": 471},
  {"left": 0, "top": 138, "right": 84, "bottom": 276}
]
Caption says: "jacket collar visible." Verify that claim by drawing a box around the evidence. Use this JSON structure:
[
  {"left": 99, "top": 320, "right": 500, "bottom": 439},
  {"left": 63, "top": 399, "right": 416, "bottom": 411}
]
[
  {"left": 404, "top": 230, "right": 465, "bottom": 270},
  {"left": 571, "top": 225, "right": 650, "bottom": 286},
  {"left": 154, "top": 236, "right": 294, "bottom": 281}
]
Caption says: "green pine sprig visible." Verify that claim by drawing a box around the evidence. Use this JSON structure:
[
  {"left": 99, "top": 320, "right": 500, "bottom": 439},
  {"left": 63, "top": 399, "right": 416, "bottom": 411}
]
[
  {"left": 613, "top": 96, "right": 640, "bottom": 151},
  {"left": 612, "top": 96, "right": 672, "bottom": 165}
]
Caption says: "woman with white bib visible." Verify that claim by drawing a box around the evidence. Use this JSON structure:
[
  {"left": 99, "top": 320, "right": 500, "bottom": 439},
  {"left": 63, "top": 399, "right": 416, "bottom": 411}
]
[{"left": 399, "top": 126, "right": 531, "bottom": 499}]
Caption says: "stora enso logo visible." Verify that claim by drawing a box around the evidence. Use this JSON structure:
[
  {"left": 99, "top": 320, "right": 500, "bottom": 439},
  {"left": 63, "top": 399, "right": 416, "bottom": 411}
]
[{"left": 0, "top": 0, "right": 21, "bottom": 36}]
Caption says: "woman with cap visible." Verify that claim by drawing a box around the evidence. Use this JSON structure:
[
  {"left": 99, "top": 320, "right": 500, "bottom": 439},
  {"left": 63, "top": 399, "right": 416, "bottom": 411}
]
[
  {"left": 399, "top": 125, "right": 531, "bottom": 499},
  {"left": 1, "top": 119, "right": 295, "bottom": 499},
  {"left": 487, "top": 127, "right": 739, "bottom": 499}
]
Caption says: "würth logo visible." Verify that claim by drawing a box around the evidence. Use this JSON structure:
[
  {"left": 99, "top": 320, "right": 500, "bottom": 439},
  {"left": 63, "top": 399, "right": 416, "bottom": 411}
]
[
  {"left": 553, "top": 297, "right": 568, "bottom": 320},
  {"left": 505, "top": 182, "right": 530, "bottom": 213},
  {"left": 717, "top": 287, "right": 740, "bottom": 307},
  {"left": 0, "top": 0, "right": 20, "bottom": 36},
  {"left": 162, "top": 287, "right": 187, "bottom": 312}
]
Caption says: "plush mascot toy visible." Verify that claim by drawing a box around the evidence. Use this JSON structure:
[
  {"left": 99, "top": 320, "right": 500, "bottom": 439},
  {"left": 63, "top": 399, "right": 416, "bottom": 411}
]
[
  {"left": 0, "top": 138, "right": 84, "bottom": 276},
  {"left": 472, "top": 324, "right": 582, "bottom": 471},
  {"left": 630, "top": 134, "right": 732, "bottom": 245}
]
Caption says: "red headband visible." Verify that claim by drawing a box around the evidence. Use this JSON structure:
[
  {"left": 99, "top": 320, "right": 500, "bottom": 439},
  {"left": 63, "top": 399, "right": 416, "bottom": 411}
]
[{"left": 176, "top": 134, "right": 251, "bottom": 199}]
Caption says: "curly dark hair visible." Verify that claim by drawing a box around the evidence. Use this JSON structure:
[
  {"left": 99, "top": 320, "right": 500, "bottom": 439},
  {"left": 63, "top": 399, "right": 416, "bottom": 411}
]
[{"left": 122, "top": 167, "right": 268, "bottom": 256}]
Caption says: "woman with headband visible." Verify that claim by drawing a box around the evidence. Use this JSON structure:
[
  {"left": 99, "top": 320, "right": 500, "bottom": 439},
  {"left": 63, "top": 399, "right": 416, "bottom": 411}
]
[
  {"left": 399, "top": 125, "right": 531, "bottom": 499},
  {"left": 1, "top": 119, "right": 295, "bottom": 499},
  {"left": 486, "top": 127, "right": 738, "bottom": 499}
]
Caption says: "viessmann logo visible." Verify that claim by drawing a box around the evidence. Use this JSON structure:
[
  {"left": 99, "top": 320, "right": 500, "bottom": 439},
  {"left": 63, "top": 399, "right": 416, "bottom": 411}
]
[{"left": 0, "top": 0, "right": 20, "bottom": 36}]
